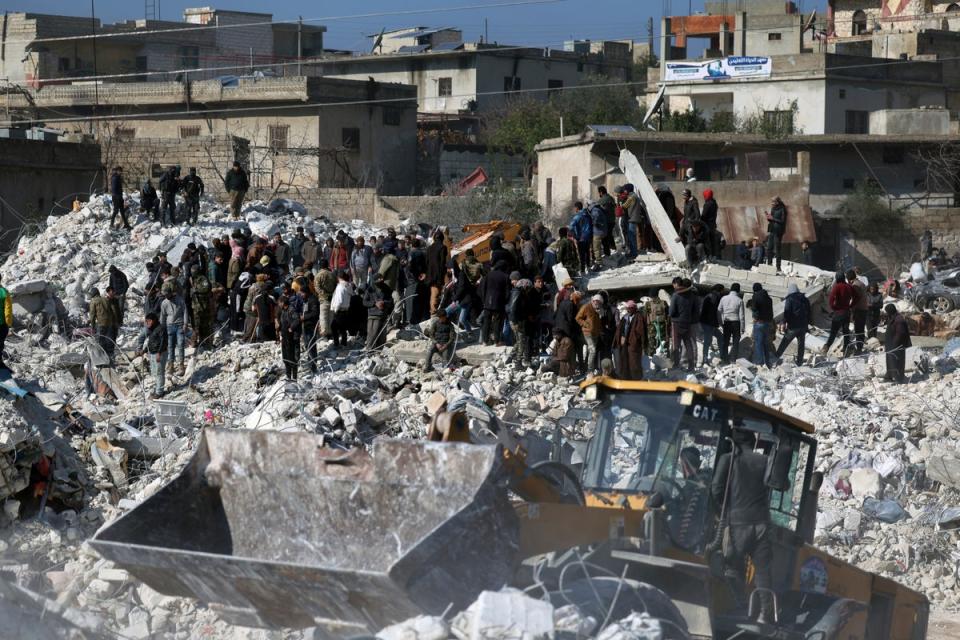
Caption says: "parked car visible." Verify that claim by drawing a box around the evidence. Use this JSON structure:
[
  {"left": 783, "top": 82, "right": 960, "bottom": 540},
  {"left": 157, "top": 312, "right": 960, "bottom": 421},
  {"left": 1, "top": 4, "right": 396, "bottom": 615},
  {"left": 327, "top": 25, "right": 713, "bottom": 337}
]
[{"left": 907, "top": 268, "right": 960, "bottom": 313}]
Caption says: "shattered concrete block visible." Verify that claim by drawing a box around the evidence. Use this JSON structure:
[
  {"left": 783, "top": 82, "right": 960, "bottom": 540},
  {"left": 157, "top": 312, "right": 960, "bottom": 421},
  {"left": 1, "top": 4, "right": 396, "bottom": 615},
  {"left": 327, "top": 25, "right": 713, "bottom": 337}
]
[
  {"left": 452, "top": 589, "right": 555, "bottom": 640},
  {"left": 377, "top": 615, "right": 450, "bottom": 640},
  {"left": 98, "top": 568, "right": 129, "bottom": 582},
  {"left": 926, "top": 454, "right": 960, "bottom": 489},
  {"left": 425, "top": 391, "right": 447, "bottom": 416},
  {"left": 363, "top": 400, "right": 397, "bottom": 428},
  {"left": 596, "top": 611, "right": 663, "bottom": 640},
  {"left": 850, "top": 468, "right": 882, "bottom": 499},
  {"left": 321, "top": 406, "right": 341, "bottom": 427},
  {"left": 122, "top": 606, "right": 152, "bottom": 640},
  {"left": 554, "top": 604, "right": 598, "bottom": 638},
  {"left": 338, "top": 399, "right": 358, "bottom": 432}
]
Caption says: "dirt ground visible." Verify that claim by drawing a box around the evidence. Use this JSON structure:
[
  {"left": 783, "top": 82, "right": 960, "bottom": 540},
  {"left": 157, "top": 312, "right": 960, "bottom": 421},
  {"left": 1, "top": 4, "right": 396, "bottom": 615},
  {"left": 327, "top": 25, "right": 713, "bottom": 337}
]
[{"left": 930, "top": 610, "right": 960, "bottom": 639}]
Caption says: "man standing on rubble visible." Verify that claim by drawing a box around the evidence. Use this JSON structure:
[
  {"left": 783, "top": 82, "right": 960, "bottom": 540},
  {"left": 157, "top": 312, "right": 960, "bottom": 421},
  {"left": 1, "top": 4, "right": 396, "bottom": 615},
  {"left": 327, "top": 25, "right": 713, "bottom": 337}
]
[
  {"left": 712, "top": 427, "right": 774, "bottom": 622},
  {"left": 289, "top": 227, "right": 307, "bottom": 271},
  {"left": 507, "top": 272, "right": 537, "bottom": 367},
  {"left": 141, "top": 178, "right": 160, "bottom": 222},
  {"left": 718, "top": 283, "right": 745, "bottom": 364},
  {"left": 848, "top": 269, "right": 869, "bottom": 355},
  {"left": 822, "top": 272, "right": 854, "bottom": 357},
  {"left": 89, "top": 288, "right": 117, "bottom": 359},
  {"left": 109, "top": 166, "right": 132, "bottom": 231},
  {"left": 159, "top": 165, "right": 180, "bottom": 226},
  {"left": 575, "top": 294, "right": 603, "bottom": 374},
  {"left": 765, "top": 197, "right": 787, "bottom": 272},
  {"left": 554, "top": 227, "right": 581, "bottom": 277},
  {"left": 315, "top": 264, "right": 338, "bottom": 338},
  {"left": 775, "top": 283, "right": 811, "bottom": 366},
  {"left": 0, "top": 274, "right": 13, "bottom": 372},
  {"left": 597, "top": 185, "right": 617, "bottom": 255},
  {"left": 137, "top": 313, "right": 168, "bottom": 398},
  {"left": 750, "top": 283, "right": 775, "bottom": 368},
  {"left": 883, "top": 303, "right": 912, "bottom": 384},
  {"left": 699, "top": 284, "right": 724, "bottom": 366},
  {"left": 669, "top": 279, "right": 697, "bottom": 372},
  {"left": 160, "top": 282, "right": 189, "bottom": 376},
  {"left": 701, "top": 189, "right": 719, "bottom": 257},
  {"left": 108, "top": 265, "right": 129, "bottom": 325},
  {"left": 363, "top": 273, "right": 394, "bottom": 352},
  {"left": 279, "top": 296, "right": 301, "bottom": 381},
  {"left": 301, "top": 231, "right": 320, "bottom": 271},
  {"left": 479, "top": 261, "right": 510, "bottom": 346},
  {"left": 613, "top": 300, "right": 646, "bottom": 380},
  {"left": 351, "top": 235, "right": 374, "bottom": 288},
  {"left": 190, "top": 265, "right": 212, "bottom": 349},
  {"left": 224, "top": 161, "right": 249, "bottom": 220},
  {"left": 426, "top": 231, "right": 448, "bottom": 316},
  {"left": 299, "top": 278, "right": 320, "bottom": 373},
  {"left": 181, "top": 168, "right": 204, "bottom": 226}
]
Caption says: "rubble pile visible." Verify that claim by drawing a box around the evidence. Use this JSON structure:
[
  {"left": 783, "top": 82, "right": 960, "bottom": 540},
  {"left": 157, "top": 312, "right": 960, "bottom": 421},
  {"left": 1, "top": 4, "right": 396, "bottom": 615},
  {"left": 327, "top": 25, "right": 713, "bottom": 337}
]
[{"left": 1, "top": 192, "right": 959, "bottom": 637}]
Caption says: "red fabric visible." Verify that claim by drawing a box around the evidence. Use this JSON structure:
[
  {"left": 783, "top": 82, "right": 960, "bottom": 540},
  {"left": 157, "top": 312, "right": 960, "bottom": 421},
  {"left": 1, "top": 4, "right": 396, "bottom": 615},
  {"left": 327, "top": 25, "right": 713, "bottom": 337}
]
[
  {"left": 329, "top": 247, "right": 349, "bottom": 272},
  {"left": 703, "top": 188, "right": 713, "bottom": 200},
  {"left": 828, "top": 281, "right": 855, "bottom": 313}
]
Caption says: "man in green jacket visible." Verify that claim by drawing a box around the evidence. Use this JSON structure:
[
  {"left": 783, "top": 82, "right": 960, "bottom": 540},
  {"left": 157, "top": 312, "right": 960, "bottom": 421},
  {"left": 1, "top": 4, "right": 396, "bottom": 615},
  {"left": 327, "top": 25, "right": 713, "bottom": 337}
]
[{"left": 223, "top": 161, "right": 249, "bottom": 220}]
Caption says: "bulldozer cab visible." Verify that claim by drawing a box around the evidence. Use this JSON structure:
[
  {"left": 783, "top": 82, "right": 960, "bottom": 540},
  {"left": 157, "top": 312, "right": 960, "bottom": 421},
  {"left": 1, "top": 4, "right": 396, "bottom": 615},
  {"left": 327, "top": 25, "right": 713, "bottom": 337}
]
[{"left": 576, "top": 379, "right": 818, "bottom": 557}]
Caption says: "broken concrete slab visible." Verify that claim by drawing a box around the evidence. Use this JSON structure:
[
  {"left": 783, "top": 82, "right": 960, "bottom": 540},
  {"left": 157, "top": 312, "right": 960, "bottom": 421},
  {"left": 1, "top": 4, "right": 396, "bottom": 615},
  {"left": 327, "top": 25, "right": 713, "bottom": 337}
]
[
  {"left": 425, "top": 391, "right": 447, "bottom": 416},
  {"left": 585, "top": 261, "right": 683, "bottom": 293},
  {"left": 619, "top": 149, "right": 687, "bottom": 266},
  {"left": 457, "top": 344, "right": 512, "bottom": 366},
  {"left": 451, "top": 589, "right": 555, "bottom": 640}
]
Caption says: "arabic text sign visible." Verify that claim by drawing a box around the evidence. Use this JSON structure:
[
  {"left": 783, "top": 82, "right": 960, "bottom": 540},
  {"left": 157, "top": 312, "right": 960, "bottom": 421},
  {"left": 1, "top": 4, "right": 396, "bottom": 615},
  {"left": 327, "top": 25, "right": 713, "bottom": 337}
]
[{"left": 664, "top": 56, "right": 772, "bottom": 82}]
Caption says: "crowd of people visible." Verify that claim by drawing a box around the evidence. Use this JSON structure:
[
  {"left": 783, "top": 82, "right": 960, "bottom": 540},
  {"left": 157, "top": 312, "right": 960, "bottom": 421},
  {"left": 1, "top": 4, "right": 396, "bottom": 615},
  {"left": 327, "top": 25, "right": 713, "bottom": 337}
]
[{"left": 82, "top": 167, "right": 919, "bottom": 397}]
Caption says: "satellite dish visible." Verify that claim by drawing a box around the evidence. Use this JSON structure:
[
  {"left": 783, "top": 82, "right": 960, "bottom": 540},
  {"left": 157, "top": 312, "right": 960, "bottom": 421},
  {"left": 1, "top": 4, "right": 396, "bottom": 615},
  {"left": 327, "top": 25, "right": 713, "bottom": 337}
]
[
  {"left": 370, "top": 28, "right": 385, "bottom": 54},
  {"left": 642, "top": 84, "right": 666, "bottom": 131},
  {"left": 802, "top": 10, "right": 817, "bottom": 33}
]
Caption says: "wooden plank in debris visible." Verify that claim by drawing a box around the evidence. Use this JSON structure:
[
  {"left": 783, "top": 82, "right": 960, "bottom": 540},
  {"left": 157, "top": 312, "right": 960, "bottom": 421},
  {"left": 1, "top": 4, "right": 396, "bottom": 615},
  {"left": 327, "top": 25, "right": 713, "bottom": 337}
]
[{"left": 619, "top": 149, "right": 687, "bottom": 266}]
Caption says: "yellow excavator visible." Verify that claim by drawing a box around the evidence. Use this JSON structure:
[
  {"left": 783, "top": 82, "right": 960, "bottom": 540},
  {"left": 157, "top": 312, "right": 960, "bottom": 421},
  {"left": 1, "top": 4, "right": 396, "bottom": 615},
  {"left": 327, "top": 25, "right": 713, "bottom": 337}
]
[{"left": 91, "top": 378, "right": 929, "bottom": 639}]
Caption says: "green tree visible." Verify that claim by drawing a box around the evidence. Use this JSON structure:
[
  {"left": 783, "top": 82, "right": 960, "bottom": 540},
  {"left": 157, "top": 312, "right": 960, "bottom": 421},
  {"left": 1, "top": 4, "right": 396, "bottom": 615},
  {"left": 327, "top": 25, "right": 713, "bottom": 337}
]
[
  {"left": 660, "top": 107, "right": 707, "bottom": 133},
  {"left": 552, "top": 74, "right": 644, "bottom": 131},
  {"left": 483, "top": 96, "right": 560, "bottom": 159}
]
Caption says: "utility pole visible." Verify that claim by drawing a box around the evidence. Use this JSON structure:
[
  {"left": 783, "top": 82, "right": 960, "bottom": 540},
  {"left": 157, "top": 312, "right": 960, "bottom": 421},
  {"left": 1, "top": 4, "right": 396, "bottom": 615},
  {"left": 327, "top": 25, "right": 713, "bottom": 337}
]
[
  {"left": 647, "top": 16, "right": 654, "bottom": 62},
  {"left": 297, "top": 16, "right": 303, "bottom": 76},
  {"left": 484, "top": 18, "right": 489, "bottom": 45},
  {"left": 91, "top": 0, "right": 99, "bottom": 135}
]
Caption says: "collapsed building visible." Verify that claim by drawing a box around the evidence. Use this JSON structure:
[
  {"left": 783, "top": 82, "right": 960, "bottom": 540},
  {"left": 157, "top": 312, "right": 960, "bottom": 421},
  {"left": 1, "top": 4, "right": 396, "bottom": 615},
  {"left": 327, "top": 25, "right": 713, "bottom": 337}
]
[{"left": 0, "top": 170, "right": 958, "bottom": 638}]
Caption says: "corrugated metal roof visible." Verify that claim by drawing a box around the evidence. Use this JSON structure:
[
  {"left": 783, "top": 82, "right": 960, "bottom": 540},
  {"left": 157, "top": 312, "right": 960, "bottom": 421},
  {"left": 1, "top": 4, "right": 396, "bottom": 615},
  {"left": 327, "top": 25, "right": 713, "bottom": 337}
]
[
  {"left": 397, "top": 44, "right": 431, "bottom": 53},
  {"left": 716, "top": 204, "right": 817, "bottom": 245}
]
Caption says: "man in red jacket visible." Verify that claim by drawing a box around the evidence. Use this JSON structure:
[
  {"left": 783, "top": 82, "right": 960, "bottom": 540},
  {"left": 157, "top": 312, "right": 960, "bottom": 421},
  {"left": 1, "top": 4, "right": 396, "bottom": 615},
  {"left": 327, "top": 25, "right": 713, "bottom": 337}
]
[{"left": 822, "top": 272, "right": 855, "bottom": 356}]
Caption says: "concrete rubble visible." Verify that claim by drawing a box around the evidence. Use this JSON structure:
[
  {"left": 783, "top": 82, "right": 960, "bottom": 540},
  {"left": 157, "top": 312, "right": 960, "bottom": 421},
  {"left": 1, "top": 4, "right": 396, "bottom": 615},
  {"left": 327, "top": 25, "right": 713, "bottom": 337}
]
[{"left": 0, "top": 190, "right": 958, "bottom": 638}]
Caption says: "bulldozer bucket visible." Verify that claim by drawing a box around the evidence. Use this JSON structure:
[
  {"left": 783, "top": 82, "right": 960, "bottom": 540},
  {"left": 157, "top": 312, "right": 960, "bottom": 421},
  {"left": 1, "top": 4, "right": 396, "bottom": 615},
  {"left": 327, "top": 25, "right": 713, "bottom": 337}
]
[{"left": 90, "top": 429, "right": 520, "bottom": 635}]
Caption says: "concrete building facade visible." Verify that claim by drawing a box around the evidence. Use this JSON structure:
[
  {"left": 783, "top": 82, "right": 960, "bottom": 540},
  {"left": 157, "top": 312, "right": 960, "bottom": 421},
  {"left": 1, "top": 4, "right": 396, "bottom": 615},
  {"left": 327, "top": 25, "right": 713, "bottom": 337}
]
[{"left": 3, "top": 76, "right": 418, "bottom": 195}]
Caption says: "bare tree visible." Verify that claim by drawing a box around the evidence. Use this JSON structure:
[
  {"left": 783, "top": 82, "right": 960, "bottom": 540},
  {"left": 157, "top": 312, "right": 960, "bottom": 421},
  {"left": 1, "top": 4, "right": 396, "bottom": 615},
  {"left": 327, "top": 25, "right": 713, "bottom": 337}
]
[{"left": 913, "top": 142, "right": 960, "bottom": 207}]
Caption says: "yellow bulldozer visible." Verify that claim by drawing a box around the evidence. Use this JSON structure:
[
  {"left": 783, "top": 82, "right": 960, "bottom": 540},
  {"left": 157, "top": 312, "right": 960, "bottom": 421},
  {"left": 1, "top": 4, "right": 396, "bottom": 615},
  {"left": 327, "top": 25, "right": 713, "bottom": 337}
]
[{"left": 91, "top": 378, "right": 929, "bottom": 639}]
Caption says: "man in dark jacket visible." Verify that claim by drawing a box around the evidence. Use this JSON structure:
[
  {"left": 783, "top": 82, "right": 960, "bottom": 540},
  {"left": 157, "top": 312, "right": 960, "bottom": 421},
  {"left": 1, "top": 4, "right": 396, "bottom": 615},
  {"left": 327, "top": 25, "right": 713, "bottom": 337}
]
[
  {"left": 765, "top": 196, "right": 787, "bottom": 272},
  {"left": 89, "top": 288, "right": 119, "bottom": 359},
  {"left": 699, "top": 284, "right": 724, "bottom": 366},
  {"left": 669, "top": 279, "right": 698, "bottom": 371},
  {"left": 597, "top": 185, "right": 617, "bottom": 255},
  {"left": 110, "top": 166, "right": 132, "bottom": 230},
  {"left": 299, "top": 280, "right": 320, "bottom": 373},
  {"left": 883, "top": 304, "right": 912, "bottom": 384},
  {"left": 426, "top": 231, "right": 448, "bottom": 316},
  {"left": 750, "top": 283, "right": 775, "bottom": 368},
  {"left": 701, "top": 188, "right": 719, "bottom": 257},
  {"left": 478, "top": 261, "right": 510, "bottom": 345},
  {"left": 159, "top": 165, "right": 180, "bottom": 226},
  {"left": 775, "top": 283, "right": 811, "bottom": 365},
  {"left": 181, "top": 168, "right": 204, "bottom": 225},
  {"left": 137, "top": 313, "right": 168, "bottom": 398},
  {"left": 224, "top": 161, "right": 249, "bottom": 220},
  {"left": 279, "top": 296, "right": 302, "bottom": 380},
  {"left": 712, "top": 428, "right": 774, "bottom": 621},
  {"left": 141, "top": 178, "right": 160, "bottom": 222},
  {"left": 405, "top": 239, "right": 429, "bottom": 326},
  {"left": 363, "top": 274, "right": 394, "bottom": 352},
  {"left": 423, "top": 308, "right": 456, "bottom": 372},
  {"left": 681, "top": 189, "right": 700, "bottom": 229},
  {"left": 108, "top": 265, "right": 130, "bottom": 324}
]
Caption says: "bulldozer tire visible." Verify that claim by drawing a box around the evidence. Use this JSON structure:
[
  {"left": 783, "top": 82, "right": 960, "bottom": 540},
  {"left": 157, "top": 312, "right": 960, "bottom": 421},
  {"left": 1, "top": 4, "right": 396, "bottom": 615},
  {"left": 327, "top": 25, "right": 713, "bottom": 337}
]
[{"left": 559, "top": 576, "right": 689, "bottom": 639}]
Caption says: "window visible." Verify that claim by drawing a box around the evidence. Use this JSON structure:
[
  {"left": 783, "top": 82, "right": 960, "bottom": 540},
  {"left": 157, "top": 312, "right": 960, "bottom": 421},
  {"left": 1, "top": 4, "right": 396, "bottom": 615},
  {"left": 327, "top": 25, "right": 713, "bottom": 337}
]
[
  {"left": 843, "top": 178, "right": 856, "bottom": 189},
  {"left": 179, "top": 46, "right": 200, "bottom": 69},
  {"left": 57, "top": 57, "right": 71, "bottom": 73},
  {"left": 438, "top": 77, "right": 452, "bottom": 97},
  {"left": 882, "top": 146, "right": 904, "bottom": 164},
  {"left": 548, "top": 79, "right": 563, "bottom": 96},
  {"left": 341, "top": 127, "right": 360, "bottom": 150},
  {"left": 503, "top": 76, "right": 521, "bottom": 92},
  {"left": 852, "top": 9, "right": 868, "bottom": 36},
  {"left": 179, "top": 125, "right": 201, "bottom": 139},
  {"left": 844, "top": 109, "right": 869, "bottom": 134},
  {"left": 114, "top": 128, "right": 136, "bottom": 140},
  {"left": 839, "top": 88, "right": 846, "bottom": 99},
  {"left": 763, "top": 110, "right": 794, "bottom": 135},
  {"left": 768, "top": 32, "right": 782, "bottom": 41},
  {"left": 382, "top": 107, "right": 402, "bottom": 126},
  {"left": 268, "top": 125, "right": 289, "bottom": 152}
]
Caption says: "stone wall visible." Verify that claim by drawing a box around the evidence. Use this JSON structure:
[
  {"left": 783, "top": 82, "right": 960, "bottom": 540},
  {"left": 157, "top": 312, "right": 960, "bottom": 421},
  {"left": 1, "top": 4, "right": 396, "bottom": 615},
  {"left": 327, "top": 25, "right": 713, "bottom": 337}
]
[
  {"left": 107, "top": 136, "right": 249, "bottom": 196},
  {"left": 838, "top": 208, "right": 960, "bottom": 278}
]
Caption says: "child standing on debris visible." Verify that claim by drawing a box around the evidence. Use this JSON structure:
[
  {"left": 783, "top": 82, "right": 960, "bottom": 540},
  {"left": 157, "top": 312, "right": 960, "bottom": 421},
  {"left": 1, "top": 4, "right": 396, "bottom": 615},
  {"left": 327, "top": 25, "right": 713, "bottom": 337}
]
[
  {"left": 138, "top": 313, "right": 168, "bottom": 398},
  {"left": 159, "top": 283, "right": 189, "bottom": 376},
  {"left": 866, "top": 282, "right": 883, "bottom": 339},
  {"left": 423, "top": 308, "right": 455, "bottom": 372}
]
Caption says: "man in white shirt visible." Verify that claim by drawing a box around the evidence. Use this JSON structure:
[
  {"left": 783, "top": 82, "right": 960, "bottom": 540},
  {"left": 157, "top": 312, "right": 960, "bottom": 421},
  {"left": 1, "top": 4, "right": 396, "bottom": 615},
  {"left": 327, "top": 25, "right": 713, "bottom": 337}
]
[
  {"left": 330, "top": 271, "right": 355, "bottom": 348},
  {"left": 717, "top": 283, "right": 746, "bottom": 364}
]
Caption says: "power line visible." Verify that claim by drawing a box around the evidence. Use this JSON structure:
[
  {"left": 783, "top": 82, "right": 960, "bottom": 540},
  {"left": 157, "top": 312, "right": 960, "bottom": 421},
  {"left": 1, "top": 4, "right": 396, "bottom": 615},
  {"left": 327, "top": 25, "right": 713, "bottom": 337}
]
[
  {"left": 4, "top": 0, "right": 567, "bottom": 46},
  {"left": 4, "top": 51, "right": 957, "bottom": 128}
]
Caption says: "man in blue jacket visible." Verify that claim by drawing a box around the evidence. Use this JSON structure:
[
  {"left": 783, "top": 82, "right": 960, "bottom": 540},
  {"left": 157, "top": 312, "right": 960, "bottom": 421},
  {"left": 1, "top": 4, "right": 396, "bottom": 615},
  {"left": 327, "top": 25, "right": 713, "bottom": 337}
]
[{"left": 775, "top": 283, "right": 811, "bottom": 365}]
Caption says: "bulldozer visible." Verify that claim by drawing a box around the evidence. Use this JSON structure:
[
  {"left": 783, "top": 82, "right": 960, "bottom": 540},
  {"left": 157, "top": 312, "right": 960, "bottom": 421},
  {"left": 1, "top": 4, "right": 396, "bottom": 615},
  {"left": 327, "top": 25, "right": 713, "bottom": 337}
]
[{"left": 91, "top": 378, "right": 929, "bottom": 639}]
